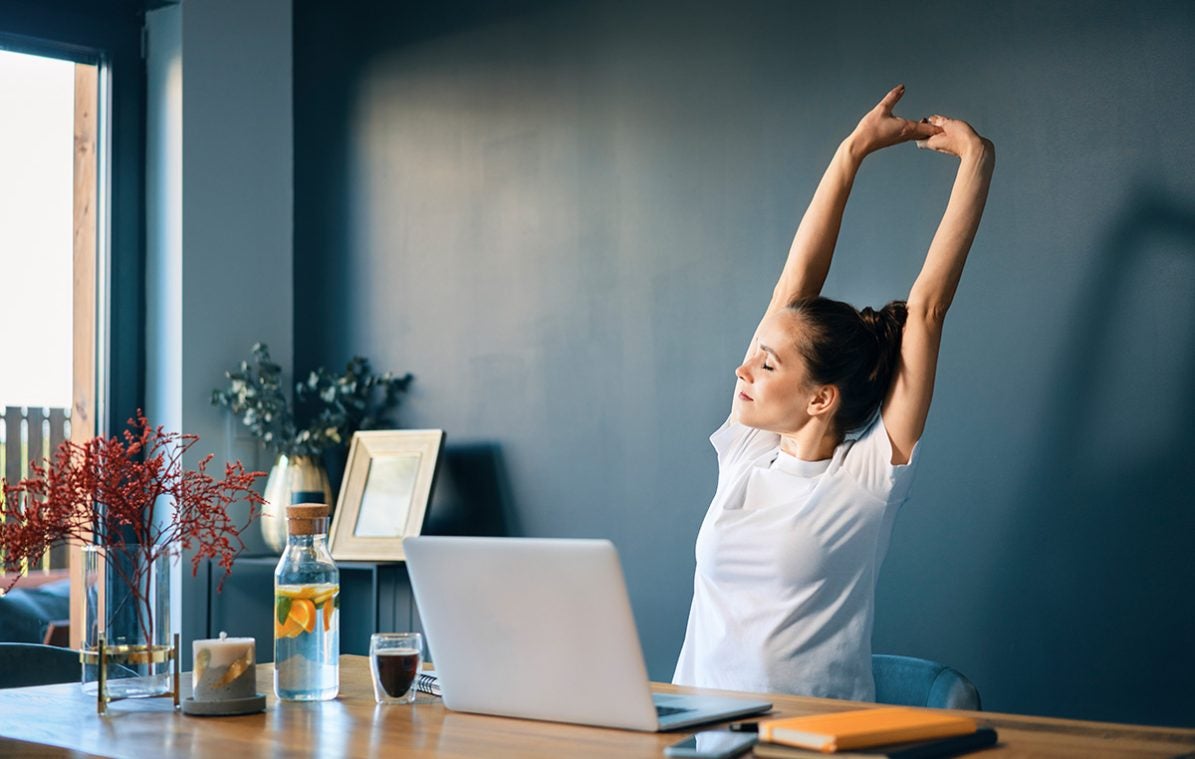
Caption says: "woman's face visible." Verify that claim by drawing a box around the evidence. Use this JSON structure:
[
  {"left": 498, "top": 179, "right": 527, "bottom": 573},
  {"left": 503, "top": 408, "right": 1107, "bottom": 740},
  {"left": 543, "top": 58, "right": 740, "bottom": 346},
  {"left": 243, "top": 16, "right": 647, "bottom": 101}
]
[{"left": 734, "top": 310, "right": 822, "bottom": 434}]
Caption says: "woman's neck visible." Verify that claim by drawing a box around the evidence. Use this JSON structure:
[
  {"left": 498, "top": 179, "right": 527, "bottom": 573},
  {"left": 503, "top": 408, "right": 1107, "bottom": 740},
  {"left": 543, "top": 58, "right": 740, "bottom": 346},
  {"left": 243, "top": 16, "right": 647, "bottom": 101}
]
[{"left": 779, "top": 420, "right": 839, "bottom": 461}]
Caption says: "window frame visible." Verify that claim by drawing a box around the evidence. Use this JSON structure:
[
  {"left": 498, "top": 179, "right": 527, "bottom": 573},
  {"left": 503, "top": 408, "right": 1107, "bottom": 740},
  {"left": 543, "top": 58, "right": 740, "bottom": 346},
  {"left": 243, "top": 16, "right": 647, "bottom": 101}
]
[{"left": 1, "top": 1, "right": 146, "bottom": 647}]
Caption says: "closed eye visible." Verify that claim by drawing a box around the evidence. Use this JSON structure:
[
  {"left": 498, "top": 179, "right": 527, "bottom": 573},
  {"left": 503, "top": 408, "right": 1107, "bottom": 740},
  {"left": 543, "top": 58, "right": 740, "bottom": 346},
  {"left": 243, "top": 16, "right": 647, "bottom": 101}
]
[{"left": 758, "top": 342, "right": 781, "bottom": 371}]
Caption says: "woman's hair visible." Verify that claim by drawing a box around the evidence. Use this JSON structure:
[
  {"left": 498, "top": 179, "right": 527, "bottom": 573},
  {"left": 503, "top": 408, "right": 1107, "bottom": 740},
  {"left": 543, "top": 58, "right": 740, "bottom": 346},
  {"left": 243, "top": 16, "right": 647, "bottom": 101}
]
[{"left": 786, "top": 295, "right": 907, "bottom": 439}]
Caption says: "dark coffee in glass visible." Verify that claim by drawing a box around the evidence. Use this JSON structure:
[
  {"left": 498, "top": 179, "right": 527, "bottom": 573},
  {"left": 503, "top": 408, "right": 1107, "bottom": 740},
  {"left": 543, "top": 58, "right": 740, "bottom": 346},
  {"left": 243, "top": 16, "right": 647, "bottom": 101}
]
[
  {"left": 376, "top": 649, "right": 419, "bottom": 697},
  {"left": 370, "top": 632, "right": 422, "bottom": 704}
]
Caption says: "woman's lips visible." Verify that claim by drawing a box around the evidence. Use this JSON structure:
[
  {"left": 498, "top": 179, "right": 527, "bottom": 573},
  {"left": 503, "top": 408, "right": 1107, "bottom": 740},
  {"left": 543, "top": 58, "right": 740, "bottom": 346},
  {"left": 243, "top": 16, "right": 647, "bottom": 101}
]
[{"left": 738, "top": 392, "right": 753, "bottom": 402}]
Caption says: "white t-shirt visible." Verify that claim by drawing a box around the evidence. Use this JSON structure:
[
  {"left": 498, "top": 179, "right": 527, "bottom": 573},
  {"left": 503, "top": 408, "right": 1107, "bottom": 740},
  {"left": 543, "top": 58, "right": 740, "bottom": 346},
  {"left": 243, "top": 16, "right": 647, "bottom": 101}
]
[{"left": 672, "top": 414, "right": 919, "bottom": 700}]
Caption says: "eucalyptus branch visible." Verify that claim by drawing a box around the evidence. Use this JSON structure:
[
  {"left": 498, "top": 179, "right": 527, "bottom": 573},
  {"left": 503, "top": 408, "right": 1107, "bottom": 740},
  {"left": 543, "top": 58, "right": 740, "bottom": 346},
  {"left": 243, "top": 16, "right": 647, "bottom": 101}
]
[{"left": 213, "top": 343, "right": 413, "bottom": 459}]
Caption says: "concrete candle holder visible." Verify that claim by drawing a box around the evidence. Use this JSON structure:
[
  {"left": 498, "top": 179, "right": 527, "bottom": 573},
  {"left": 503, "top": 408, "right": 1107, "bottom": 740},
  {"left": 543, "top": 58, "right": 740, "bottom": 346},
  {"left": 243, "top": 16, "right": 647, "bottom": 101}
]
[{"left": 181, "top": 632, "right": 267, "bottom": 716}]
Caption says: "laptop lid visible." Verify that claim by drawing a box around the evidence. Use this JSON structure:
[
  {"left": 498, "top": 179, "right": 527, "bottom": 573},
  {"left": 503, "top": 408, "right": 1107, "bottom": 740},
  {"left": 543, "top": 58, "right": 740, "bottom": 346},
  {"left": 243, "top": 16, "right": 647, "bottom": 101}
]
[{"left": 403, "top": 536, "right": 770, "bottom": 732}]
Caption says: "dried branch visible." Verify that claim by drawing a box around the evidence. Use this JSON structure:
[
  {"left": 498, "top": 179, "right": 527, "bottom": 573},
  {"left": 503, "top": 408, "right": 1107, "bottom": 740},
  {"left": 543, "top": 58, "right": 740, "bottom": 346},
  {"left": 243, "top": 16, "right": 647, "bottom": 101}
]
[{"left": 0, "top": 411, "right": 266, "bottom": 640}]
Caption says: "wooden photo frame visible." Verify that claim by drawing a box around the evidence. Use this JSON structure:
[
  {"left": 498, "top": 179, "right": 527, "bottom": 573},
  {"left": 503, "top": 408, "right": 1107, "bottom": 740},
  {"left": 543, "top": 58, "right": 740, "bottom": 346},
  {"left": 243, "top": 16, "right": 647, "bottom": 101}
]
[{"left": 329, "top": 429, "right": 445, "bottom": 562}]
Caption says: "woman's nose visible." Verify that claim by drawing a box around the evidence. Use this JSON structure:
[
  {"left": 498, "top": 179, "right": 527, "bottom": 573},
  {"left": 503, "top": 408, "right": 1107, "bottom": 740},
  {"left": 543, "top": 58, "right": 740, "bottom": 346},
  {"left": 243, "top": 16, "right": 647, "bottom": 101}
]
[{"left": 735, "top": 363, "right": 751, "bottom": 382}]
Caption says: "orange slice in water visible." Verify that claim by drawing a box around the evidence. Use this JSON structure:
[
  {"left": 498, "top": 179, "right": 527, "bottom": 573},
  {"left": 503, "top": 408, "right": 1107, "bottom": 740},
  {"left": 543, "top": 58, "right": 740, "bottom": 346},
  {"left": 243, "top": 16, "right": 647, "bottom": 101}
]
[
  {"left": 311, "top": 589, "right": 335, "bottom": 606},
  {"left": 322, "top": 599, "right": 333, "bottom": 632},
  {"left": 277, "top": 585, "right": 318, "bottom": 600},
  {"left": 288, "top": 598, "right": 317, "bottom": 634},
  {"left": 276, "top": 615, "right": 304, "bottom": 639}
]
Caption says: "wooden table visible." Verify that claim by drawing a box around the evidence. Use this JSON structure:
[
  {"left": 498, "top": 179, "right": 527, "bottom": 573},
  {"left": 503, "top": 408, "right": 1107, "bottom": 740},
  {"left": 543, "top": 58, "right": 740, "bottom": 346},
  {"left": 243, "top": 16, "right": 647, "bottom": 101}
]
[{"left": 0, "top": 656, "right": 1192, "bottom": 757}]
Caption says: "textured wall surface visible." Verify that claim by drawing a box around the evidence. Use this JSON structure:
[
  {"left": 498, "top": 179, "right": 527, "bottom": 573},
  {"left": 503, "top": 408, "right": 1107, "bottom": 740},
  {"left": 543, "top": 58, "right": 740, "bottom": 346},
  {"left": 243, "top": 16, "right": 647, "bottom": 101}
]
[{"left": 294, "top": 0, "right": 1195, "bottom": 726}]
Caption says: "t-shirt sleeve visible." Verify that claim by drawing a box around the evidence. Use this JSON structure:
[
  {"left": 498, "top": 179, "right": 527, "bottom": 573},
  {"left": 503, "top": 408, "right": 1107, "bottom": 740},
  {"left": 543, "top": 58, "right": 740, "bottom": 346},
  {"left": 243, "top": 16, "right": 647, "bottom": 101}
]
[
  {"left": 710, "top": 416, "right": 779, "bottom": 471},
  {"left": 840, "top": 414, "right": 920, "bottom": 503}
]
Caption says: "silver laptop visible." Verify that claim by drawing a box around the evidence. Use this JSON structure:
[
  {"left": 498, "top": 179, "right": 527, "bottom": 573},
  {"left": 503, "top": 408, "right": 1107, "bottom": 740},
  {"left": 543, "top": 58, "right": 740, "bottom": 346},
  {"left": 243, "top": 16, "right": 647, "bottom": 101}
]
[{"left": 403, "top": 536, "right": 772, "bottom": 731}]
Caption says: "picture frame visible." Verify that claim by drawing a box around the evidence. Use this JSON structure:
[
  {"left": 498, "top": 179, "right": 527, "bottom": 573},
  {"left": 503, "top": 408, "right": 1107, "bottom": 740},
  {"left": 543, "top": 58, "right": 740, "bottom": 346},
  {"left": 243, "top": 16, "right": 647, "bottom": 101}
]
[{"left": 328, "top": 429, "right": 445, "bottom": 562}]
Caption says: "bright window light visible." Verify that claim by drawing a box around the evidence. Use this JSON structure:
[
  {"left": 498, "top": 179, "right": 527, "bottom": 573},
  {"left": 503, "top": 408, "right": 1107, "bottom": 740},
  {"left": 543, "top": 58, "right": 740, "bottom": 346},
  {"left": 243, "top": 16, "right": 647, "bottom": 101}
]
[{"left": 0, "top": 50, "right": 75, "bottom": 410}]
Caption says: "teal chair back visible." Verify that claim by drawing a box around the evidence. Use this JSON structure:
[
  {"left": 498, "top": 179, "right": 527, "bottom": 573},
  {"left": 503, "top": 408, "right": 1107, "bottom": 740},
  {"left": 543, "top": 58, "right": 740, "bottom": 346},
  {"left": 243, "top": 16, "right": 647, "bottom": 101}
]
[
  {"left": 0, "top": 643, "right": 80, "bottom": 689},
  {"left": 872, "top": 654, "right": 981, "bottom": 711}
]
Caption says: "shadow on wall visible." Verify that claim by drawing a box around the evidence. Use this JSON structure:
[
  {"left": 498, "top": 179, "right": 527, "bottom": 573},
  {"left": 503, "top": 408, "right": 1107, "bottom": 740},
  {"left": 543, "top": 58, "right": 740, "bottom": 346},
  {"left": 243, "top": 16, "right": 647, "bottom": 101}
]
[
  {"left": 984, "top": 191, "right": 1195, "bottom": 727},
  {"left": 423, "top": 443, "right": 520, "bottom": 538},
  {"left": 292, "top": 0, "right": 572, "bottom": 378}
]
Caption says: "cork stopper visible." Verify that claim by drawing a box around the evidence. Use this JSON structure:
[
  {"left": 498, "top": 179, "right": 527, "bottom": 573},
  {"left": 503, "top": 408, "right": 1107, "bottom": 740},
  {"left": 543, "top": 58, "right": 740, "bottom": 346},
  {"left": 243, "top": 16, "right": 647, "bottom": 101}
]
[{"left": 286, "top": 503, "right": 329, "bottom": 536}]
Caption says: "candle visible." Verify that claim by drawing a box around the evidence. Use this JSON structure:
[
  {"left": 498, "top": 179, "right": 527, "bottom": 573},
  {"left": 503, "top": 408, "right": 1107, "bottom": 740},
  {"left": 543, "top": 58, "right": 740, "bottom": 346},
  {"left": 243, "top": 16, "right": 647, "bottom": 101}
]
[{"left": 193, "top": 632, "right": 256, "bottom": 702}]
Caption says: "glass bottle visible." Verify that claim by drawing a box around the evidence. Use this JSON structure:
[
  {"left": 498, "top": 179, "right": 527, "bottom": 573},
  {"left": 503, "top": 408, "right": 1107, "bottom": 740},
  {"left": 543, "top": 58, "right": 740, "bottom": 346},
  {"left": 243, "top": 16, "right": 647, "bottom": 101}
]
[{"left": 274, "top": 502, "right": 339, "bottom": 700}]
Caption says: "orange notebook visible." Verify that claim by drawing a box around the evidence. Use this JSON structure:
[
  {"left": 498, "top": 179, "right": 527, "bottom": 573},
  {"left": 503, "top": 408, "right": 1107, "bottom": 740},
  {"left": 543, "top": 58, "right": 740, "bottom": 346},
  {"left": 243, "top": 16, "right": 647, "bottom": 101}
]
[{"left": 758, "top": 707, "right": 977, "bottom": 752}]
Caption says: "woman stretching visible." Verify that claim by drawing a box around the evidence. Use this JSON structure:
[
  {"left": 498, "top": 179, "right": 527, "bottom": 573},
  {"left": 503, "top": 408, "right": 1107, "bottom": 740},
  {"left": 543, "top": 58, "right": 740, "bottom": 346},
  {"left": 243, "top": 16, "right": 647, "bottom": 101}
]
[{"left": 673, "top": 85, "right": 995, "bottom": 700}]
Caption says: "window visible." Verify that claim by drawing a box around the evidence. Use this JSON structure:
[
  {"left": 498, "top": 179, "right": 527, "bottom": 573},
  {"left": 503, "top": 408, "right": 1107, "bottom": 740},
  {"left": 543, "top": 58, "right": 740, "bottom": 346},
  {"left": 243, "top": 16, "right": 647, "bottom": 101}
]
[
  {"left": 1, "top": 49, "right": 99, "bottom": 576},
  {"left": 0, "top": 3, "right": 146, "bottom": 649}
]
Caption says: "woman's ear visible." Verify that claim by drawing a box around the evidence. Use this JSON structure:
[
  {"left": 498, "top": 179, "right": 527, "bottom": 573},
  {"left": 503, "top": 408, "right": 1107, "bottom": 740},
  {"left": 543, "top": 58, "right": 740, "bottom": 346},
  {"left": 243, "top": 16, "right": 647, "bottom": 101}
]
[{"left": 806, "top": 384, "right": 839, "bottom": 419}]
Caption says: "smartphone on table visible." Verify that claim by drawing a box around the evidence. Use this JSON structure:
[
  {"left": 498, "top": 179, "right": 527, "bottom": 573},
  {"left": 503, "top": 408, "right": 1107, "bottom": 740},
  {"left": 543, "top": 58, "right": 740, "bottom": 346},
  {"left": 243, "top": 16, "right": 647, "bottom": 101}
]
[{"left": 664, "top": 729, "right": 757, "bottom": 759}]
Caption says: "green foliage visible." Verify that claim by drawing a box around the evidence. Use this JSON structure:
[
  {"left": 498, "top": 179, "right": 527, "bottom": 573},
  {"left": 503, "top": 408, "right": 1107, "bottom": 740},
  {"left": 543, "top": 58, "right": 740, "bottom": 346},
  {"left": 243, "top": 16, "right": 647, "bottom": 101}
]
[
  {"left": 276, "top": 595, "right": 293, "bottom": 625},
  {"left": 212, "top": 343, "right": 413, "bottom": 458}
]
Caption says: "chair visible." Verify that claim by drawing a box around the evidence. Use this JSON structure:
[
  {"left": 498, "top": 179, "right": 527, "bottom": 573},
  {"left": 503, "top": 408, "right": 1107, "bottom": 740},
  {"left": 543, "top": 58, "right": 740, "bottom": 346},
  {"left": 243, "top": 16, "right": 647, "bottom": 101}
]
[
  {"left": 872, "top": 654, "right": 981, "bottom": 711},
  {"left": 0, "top": 578, "right": 71, "bottom": 645},
  {"left": 0, "top": 643, "right": 80, "bottom": 689}
]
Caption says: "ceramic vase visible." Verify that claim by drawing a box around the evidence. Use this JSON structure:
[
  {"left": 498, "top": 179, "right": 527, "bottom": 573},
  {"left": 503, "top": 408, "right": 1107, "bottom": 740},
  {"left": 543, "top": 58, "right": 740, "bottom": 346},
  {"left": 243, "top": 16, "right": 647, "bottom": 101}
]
[{"left": 260, "top": 454, "right": 333, "bottom": 554}]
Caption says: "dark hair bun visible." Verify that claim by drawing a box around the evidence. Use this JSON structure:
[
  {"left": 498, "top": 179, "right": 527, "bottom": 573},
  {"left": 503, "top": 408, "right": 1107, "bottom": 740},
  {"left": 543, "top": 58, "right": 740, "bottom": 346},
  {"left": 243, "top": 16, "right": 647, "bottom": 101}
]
[{"left": 861, "top": 301, "right": 907, "bottom": 385}]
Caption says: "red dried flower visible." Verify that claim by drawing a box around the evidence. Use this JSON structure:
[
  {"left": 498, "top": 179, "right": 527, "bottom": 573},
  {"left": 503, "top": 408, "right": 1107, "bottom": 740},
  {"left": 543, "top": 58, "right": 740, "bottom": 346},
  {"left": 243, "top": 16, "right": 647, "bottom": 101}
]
[{"left": 1, "top": 411, "right": 266, "bottom": 639}]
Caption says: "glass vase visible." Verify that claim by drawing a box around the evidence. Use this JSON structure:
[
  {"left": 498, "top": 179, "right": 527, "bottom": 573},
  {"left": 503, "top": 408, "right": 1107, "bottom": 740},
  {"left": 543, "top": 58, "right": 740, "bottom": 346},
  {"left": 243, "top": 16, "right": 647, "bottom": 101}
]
[
  {"left": 82, "top": 544, "right": 177, "bottom": 700},
  {"left": 260, "top": 454, "right": 333, "bottom": 554}
]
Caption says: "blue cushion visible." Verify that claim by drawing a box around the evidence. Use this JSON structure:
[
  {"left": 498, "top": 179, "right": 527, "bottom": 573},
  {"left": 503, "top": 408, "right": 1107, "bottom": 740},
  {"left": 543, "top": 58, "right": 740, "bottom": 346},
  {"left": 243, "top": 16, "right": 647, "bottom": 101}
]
[
  {"left": 0, "top": 643, "right": 80, "bottom": 688},
  {"left": 0, "top": 579, "right": 71, "bottom": 644},
  {"left": 873, "top": 654, "right": 982, "bottom": 711}
]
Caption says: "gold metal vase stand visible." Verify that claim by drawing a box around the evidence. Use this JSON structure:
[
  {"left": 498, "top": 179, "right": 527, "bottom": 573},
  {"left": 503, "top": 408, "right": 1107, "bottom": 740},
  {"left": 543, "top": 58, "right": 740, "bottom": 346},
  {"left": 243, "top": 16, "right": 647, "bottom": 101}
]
[{"left": 81, "top": 633, "right": 181, "bottom": 714}]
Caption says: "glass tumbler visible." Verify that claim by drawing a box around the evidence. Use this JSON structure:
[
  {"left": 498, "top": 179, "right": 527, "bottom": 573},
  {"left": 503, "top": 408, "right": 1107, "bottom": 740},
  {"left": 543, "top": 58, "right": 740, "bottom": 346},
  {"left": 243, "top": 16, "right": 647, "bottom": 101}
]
[{"left": 370, "top": 632, "right": 423, "bottom": 704}]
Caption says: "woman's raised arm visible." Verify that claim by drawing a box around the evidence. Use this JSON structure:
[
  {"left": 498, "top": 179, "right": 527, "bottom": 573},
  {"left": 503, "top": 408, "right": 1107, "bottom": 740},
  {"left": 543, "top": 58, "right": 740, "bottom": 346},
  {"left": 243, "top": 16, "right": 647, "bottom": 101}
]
[
  {"left": 730, "top": 87, "right": 941, "bottom": 424},
  {"left": 765, "top": 85, "right": 941, "bottom": 318},
  {"left": 882, "top": 116, "right": 995, "bottom": 464}
]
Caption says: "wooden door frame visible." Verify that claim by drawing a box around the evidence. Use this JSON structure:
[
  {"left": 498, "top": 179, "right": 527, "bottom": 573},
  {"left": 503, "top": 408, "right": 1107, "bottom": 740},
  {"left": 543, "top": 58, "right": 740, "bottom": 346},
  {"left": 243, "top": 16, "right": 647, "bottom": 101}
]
[{"left": 68, "top": 61, "right": 98, "bottom": 649}]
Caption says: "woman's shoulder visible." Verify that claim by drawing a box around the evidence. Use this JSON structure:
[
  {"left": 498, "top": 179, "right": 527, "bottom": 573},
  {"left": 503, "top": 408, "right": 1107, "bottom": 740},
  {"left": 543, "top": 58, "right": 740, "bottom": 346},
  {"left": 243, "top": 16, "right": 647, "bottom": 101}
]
[{"left": 835, "top": 414, "right": 921, "bottom": 502}]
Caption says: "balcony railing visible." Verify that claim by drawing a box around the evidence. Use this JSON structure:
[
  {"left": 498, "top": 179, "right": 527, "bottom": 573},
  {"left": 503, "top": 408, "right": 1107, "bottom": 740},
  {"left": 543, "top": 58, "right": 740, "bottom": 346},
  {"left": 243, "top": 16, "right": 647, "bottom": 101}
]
[{"left": 1, "top": 405, "right": 72, "bottom": 573}]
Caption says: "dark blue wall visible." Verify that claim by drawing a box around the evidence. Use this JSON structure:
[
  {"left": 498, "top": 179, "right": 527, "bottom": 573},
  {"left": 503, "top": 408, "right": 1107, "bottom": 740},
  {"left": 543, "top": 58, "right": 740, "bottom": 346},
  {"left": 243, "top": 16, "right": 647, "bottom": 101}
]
[{"left": 294, "top": 0, "right": 1195, "bottom": 727}]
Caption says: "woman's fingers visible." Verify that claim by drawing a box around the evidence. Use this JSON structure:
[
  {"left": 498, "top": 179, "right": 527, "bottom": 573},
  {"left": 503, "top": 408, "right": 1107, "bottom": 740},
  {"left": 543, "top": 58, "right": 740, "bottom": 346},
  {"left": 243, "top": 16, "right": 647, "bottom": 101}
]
[
  {"left": 917, "top": 136, "right": 946, "bottom": 152},
  {"left": 878, "top": 83, "right": 906, "bottom": 113},
  {"left": 908, "top": 120, "right": 943, "bottom": 140},
  {"left": 915, "top": 114, "right": 983, "bottom": 156},
  {"left": 916, "top": 115, "right": 952, "bottom": 151}
]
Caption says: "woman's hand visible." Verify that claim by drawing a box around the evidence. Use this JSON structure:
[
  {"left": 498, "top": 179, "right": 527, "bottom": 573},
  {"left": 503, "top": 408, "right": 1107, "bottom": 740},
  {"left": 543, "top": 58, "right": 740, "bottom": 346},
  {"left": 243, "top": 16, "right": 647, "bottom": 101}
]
[
  {"left": 848, "top": 84, "right": 942, "bottom": 156},
  {"left": 916, "top": 114, "right": 994, "bottom": 163}
]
